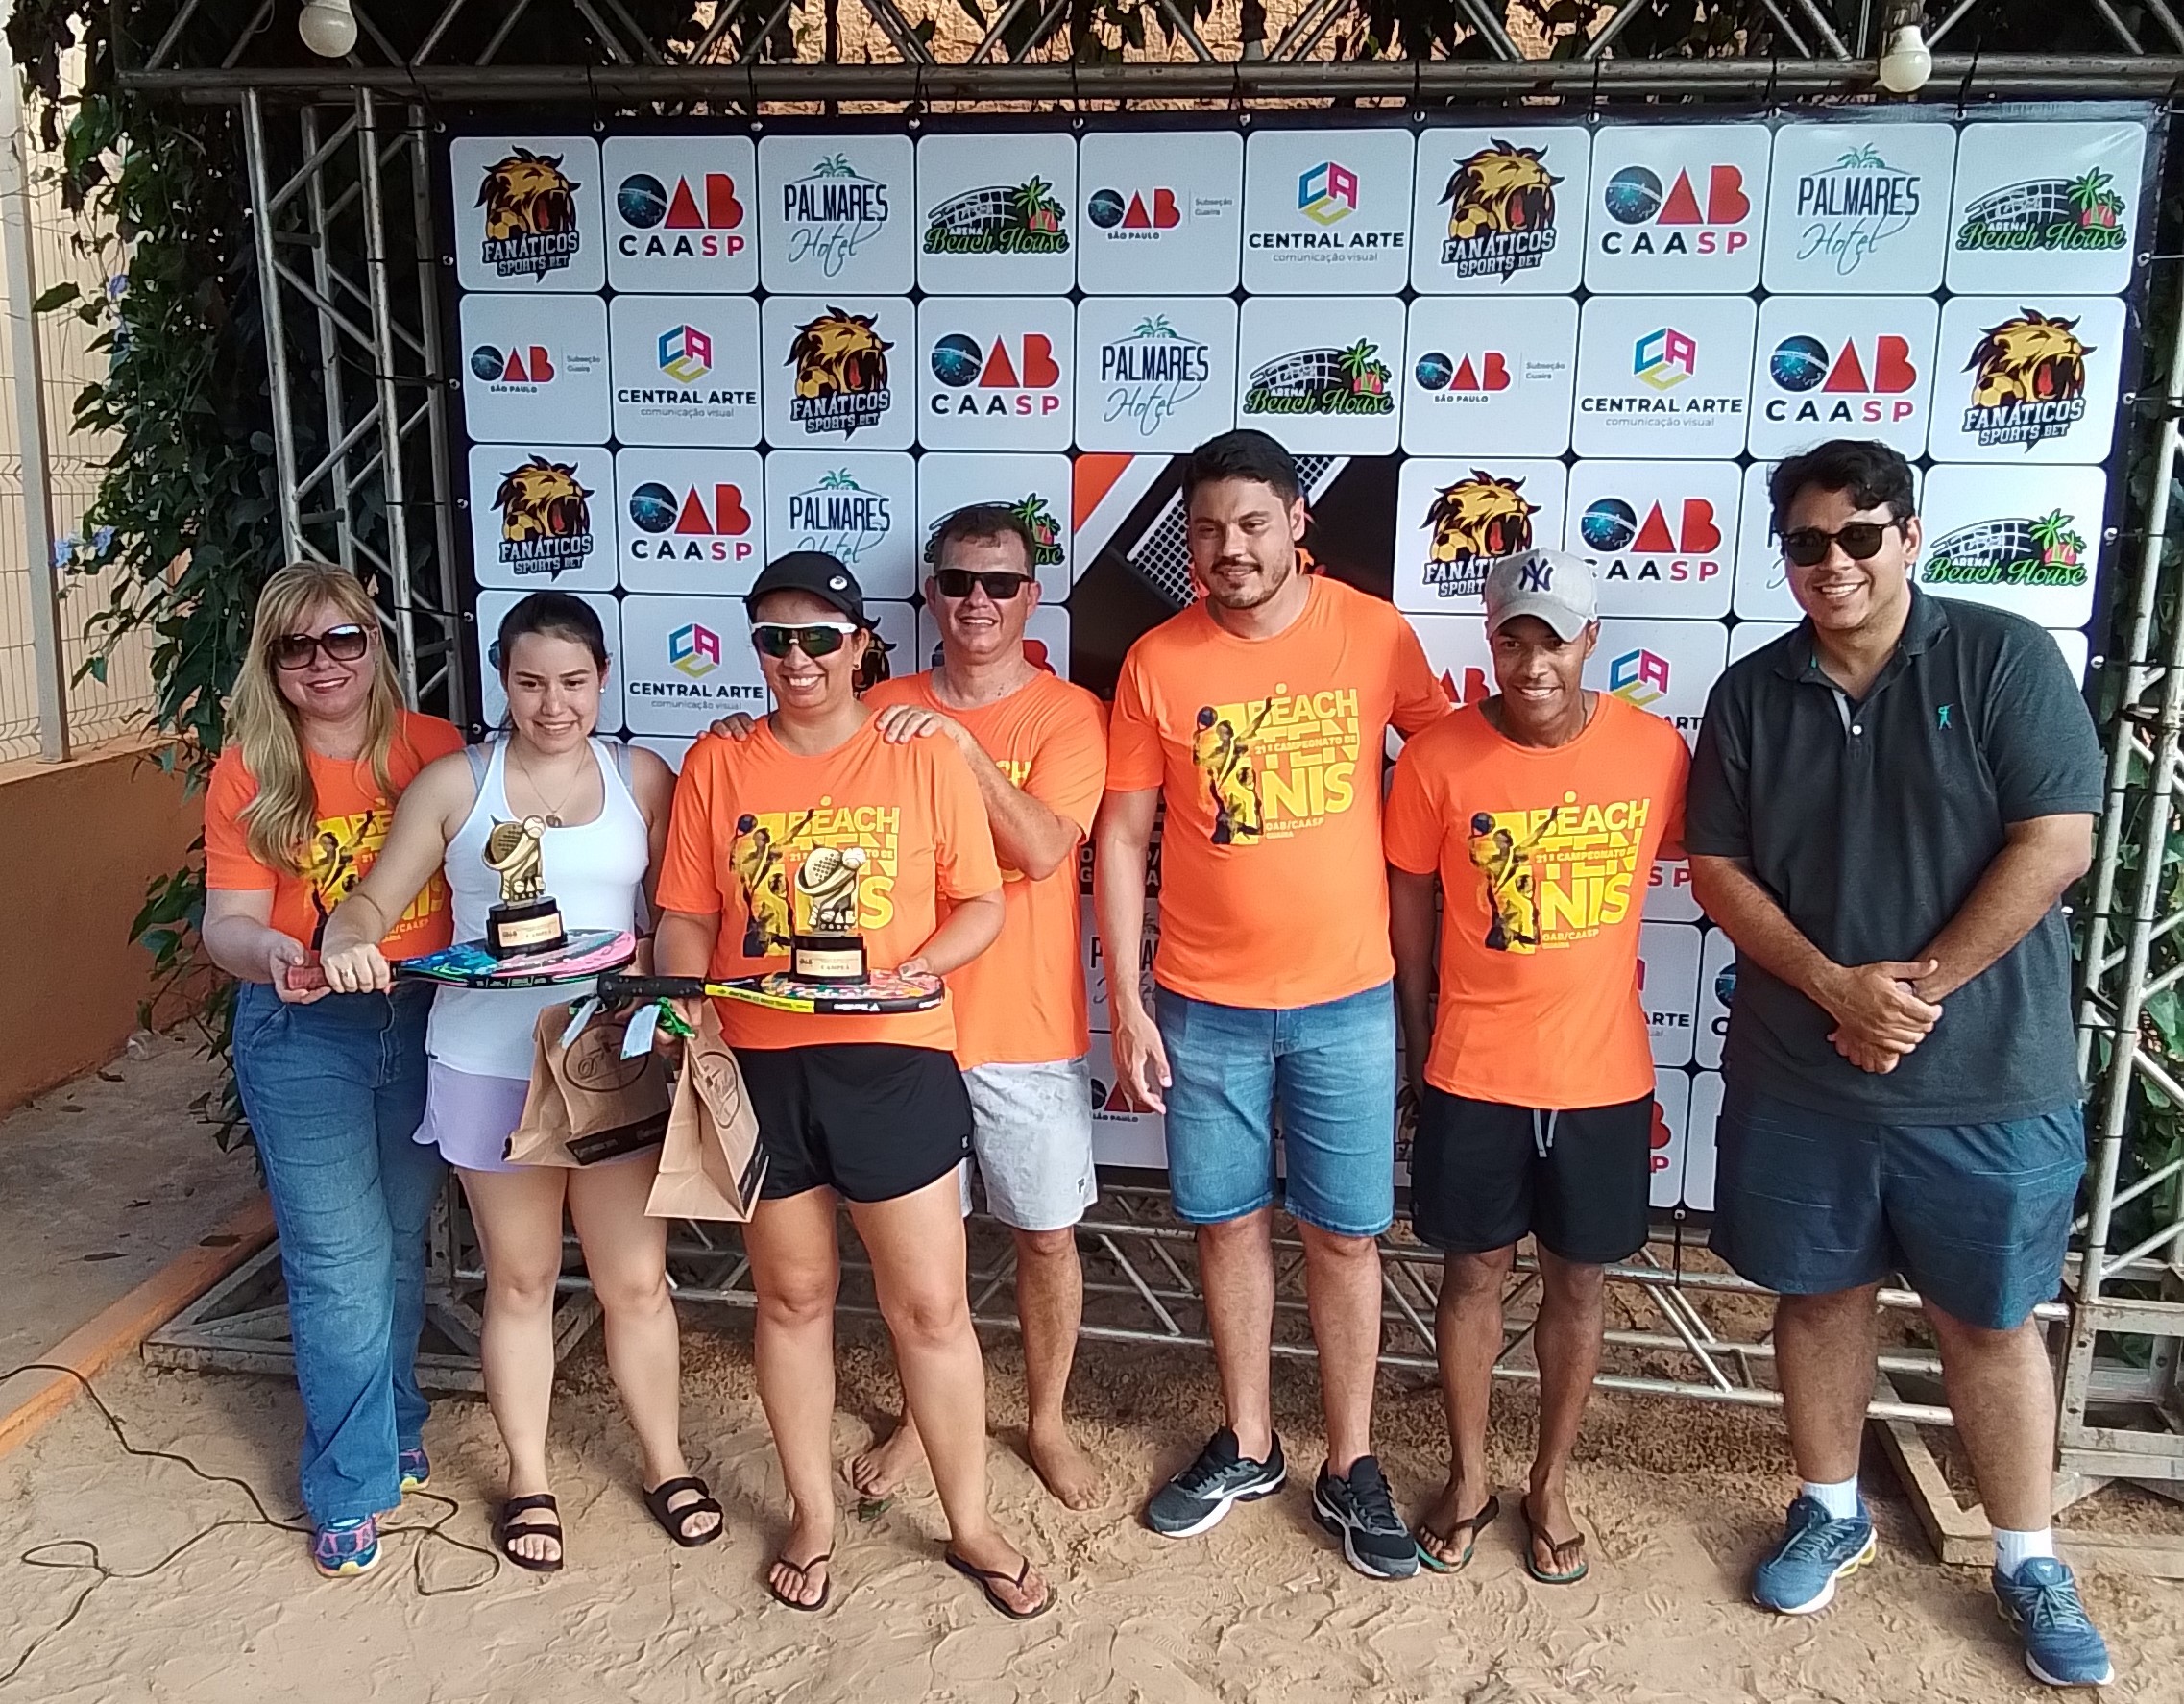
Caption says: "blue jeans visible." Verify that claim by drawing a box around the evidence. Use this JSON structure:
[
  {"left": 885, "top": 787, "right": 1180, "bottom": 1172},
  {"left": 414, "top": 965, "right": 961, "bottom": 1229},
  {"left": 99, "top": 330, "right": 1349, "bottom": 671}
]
[
  {"left": 231, "top": 980, "right": 444, "bottom": 1524},
  {"left": 1153, "top": 980, "right": 1397, "bottom": 1237}
]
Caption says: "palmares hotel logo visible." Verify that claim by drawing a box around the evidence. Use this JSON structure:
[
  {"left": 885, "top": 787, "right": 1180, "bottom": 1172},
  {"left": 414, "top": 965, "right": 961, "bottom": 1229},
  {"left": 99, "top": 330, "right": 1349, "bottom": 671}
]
[
  {"left": 788, "top": 307, "right": 893, "bottom": 439},
  {"left": 1790, "top": 145, "right": 1923, "bottom": 277},
  {"left": 789, "top": 469, "right": 893, "bottom": 566},
  {"left": 924, "top": 178, "right": 1071, "bottom": 256},
  {"left": 1957, "top": 169, "right": 2127, "bottom": 254},
  {"left": 1961, "top": 308, "right": 2091, "bottom": 450},
  {"left": 1100, "top": 317, "right": 1211, "bottom": 437},
  {"left": 475, "top": 148, "right": 584, "bottom": 280},
  {"left": 783, "top": 154, "right": 890, "bottom": 278},
  {"left": 1439, "top": 140, "right": 1561, "bottom": 280},
  {"left": 494, "top": 455, "right": 595, "bottom": 576},
  {"left": 1420, "top": 472, "right": 1538, "bottom": 599},
  {"left": 1923, "top": 511, "right": 2091, "bottom": 589},
  {"left": 1242, "top": 340, "right": 1394, "bottom": 418}
]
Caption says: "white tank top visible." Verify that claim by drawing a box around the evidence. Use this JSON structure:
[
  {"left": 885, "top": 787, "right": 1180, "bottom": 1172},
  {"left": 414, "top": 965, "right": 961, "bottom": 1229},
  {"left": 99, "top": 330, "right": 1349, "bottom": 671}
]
[{"left": 425, "top": 737, "right": 650, "bottom": 1079}]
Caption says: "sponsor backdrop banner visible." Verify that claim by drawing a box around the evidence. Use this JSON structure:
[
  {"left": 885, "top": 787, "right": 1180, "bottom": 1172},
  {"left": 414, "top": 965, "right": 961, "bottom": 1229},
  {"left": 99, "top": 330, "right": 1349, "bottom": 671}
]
[{"left": 443, "top": 105, "right": 2161, "bottom": 1211}]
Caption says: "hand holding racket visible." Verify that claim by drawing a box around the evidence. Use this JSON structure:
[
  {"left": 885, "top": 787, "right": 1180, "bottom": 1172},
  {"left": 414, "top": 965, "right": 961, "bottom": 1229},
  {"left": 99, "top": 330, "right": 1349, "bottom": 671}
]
[
  {"left": 283, "top": 929, "right": 638, "bottom": 994},
  {"left": 598, "top": 966, "right": 944, "bottom": 1015}
]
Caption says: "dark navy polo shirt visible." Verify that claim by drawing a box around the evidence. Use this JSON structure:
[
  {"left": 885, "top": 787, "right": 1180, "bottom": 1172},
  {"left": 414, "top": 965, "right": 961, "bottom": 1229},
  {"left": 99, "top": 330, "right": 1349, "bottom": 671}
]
[{"left": 1687, "top": 591, "right": 2103, "bottom": 1124}]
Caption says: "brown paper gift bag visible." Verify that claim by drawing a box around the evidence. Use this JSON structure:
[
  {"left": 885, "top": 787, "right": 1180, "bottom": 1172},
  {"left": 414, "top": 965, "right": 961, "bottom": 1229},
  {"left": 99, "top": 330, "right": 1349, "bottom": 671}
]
[
  {"left": 645, "top": 1002, "right": 767, "bottom": 1221},
  {"left": 506, "top": 1002, "right": 671, "bottom": 1168}
]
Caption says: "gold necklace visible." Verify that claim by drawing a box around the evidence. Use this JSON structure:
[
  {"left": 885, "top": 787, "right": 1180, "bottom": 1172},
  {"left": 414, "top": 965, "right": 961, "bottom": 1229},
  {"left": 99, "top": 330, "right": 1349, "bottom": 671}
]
[{"left": 511, "top": 743, "right": 586, "bottom": 828}]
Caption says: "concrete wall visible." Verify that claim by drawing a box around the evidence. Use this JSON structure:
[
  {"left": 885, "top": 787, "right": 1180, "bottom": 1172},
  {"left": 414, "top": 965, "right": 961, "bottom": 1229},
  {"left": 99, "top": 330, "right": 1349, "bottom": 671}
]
[{"left": 0, "top": 739, "right": 202, "bottom": 1110}]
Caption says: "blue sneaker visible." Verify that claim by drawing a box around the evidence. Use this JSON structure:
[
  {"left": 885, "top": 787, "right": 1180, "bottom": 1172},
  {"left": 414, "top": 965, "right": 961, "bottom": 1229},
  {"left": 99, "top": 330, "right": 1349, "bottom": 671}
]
[
  {"left": 1751, "top": 1495, "right": 1877, "bottom": 1615},
  {"left": 311, "top": 1514, "right": 381, "bottom": 1579},
  {"left": 1994, "top": 1556, "right": 2114, "bottom": 1688},
  {"left": 399, "top": 1447, "right": 431, "bottom": 1494}
]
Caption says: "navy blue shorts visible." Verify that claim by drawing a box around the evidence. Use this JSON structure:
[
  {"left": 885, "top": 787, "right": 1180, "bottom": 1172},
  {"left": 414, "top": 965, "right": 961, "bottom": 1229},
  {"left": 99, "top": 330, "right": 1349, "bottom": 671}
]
[{"left": 1709, "top": 1083, "right": 2085, "bottom": 1330}]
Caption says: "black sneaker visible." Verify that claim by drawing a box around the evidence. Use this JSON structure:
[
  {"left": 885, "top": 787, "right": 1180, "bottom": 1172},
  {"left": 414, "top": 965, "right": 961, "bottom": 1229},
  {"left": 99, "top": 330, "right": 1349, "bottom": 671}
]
[
  {"left": 1312, "top": 1456, "right": 1420, "bottom": 1580},
  {"left": 1145, "top": 1427, "right": 1287, "bottom": 1538}
]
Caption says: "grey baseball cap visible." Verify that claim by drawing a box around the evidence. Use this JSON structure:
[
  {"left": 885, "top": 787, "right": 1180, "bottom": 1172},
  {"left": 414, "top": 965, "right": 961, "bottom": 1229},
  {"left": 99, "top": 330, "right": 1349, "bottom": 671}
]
[{"left": 1482, "top": 548, "right": 1598, "bottom": 641}]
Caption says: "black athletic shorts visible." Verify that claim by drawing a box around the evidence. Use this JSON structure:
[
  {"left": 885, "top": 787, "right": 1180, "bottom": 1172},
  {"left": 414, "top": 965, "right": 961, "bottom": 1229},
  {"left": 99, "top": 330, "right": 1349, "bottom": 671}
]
[
  {"left": 738, "top": 1043, "right": 972, "bottom": 1204},
  {"left": 1410, "top": 1086, "right": 1653, "bottom": 1264}
]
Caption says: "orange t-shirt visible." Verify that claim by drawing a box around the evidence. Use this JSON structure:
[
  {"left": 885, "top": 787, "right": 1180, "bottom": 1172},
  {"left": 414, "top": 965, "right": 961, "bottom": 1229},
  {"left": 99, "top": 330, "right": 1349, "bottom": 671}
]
[
  {"left": 1107, "top": 576, "right": 1451, "bottom": 1009},
  {"left": 203, "top": 709, "right": 466, "bottom": 960},
  {"left": 654, "top": 715, "right": 1003, "bottom": 1051},
  {"left": 866, "top": 669, "right": 1108, "bottom": 1070},
  {"left": 1383, "top": 694, "right": 1690, "bottom": 1109}
]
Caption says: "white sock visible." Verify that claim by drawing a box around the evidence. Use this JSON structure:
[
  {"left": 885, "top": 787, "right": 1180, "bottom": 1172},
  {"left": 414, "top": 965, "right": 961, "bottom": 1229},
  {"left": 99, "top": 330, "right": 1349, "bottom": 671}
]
[
  {"left": 1800, "top": 1477, "right": 1861, "bottom": 1521},
  {"left": 1994, "top": 1526, "right": 2055, "bottom": 1578}
]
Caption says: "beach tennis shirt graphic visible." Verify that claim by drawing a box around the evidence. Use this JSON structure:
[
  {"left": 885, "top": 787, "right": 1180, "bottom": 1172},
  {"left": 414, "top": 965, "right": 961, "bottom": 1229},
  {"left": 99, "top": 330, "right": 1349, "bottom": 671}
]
[
  {"left": 728, "top": 804, "right": 894, "bottom": 960},
  {"left": 475, "top": 148, "right": 585, "bottom": 281},
  {"left": 1188, "top": 685, "right": 1361, "bottom": 845}
]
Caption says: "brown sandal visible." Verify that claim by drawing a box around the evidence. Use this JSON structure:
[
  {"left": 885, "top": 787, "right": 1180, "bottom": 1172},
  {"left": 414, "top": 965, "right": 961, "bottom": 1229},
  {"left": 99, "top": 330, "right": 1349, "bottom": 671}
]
[
  {"left": 944, "top": 1549, "right": 1056, "bottom": 1620},
  {"left": 1519, "top": 1494, "right": 1589, "bottom": 1585},
  {"left": 1417, "top": 1492, "right": 1500, "bottom": 1573}
]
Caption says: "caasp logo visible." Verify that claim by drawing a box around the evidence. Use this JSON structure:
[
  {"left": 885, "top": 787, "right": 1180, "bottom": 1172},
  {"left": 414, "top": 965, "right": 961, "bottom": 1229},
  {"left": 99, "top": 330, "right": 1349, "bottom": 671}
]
[
  {"left": 617, "top": 171, "right": 745, "bottom": 258},
  {"left": 1764, "top": 333, "right": 1920, "bottom": 426},
  {"left": 1578, "top": 494, "right": 1723, "bottom": 593},
  {"left": 929, "top": 331, "right": 1064, "bottom": 419},
  {"left": 626, "top": 479, "right": 754, "bottom": 564},
  {"left": 1599, "top": 163, "right": 1752, "bottom": 256}
]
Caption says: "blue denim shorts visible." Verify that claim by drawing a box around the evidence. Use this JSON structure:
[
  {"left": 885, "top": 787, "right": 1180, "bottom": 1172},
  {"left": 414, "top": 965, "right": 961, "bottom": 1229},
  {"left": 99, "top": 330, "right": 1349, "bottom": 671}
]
[
  {"left": 1710, "top": 1083, "right": 2086, "bottom": 1329},
  {"left": 1153, "top": 980, "right": 1396, "bottom": 1237}
]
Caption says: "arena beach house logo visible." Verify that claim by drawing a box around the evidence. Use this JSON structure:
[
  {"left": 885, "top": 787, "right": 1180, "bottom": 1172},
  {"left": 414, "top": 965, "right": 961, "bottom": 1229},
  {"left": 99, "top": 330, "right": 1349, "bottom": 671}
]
[
  {"left": 1419, "top": 472, "right": 1538, "bottom": 599},
  {"left": 782, "top": 153, "right": 890, "bottom": 278},
  {"left": 1957, "top": 167, "right": 2128, "bottom": 255},
  {"left": 626, "top": 475, "right": 754, "bottom": 566},
  {"left": 493, "top": 454, "right": 594, "bottom": 577},
  {"left": 788, "top": 306, "right": 892, "bottom": 439},
  {"left": 475, "top": 148, "right": 584, "bottom": 280},
  {"left": 1922, "top": 508, "right": 2091, "bottom": 590},
  {"left": 616, "top": 166, "right": 745, "bottom": 259},
  {"left": 1789, "top": 145, "right": 1923, "bottom": 277},
  {"left": 1099, "top": 316, "right": 1211, "bottom": 437},
  {"left": 1959, "top": 308, "right": 2092, "bottom": 450},
  {"left": 1438, "top": 140, "right": 1561, "bottom": 280},
  {"left": 788, "top": 468, "right": 893, "bottom": 567},
  {"left": 1242, "top": 337, "right": 1394, "bottom": 419},
  {"left": 923, "top": 177, "right": 1070, "bottom": 256}
]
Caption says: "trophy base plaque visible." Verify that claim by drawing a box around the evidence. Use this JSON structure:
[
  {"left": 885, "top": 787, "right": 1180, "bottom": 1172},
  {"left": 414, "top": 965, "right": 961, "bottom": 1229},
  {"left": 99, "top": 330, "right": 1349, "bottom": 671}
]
[
  {"left": 791, "top": 932, "right": 868, "bottom": 984},
  {"left": 487, "top": 898, "right": 568, "bottom": 958}
]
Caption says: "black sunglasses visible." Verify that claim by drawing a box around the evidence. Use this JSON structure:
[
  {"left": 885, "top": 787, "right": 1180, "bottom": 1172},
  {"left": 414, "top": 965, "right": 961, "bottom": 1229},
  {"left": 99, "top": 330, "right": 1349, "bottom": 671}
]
[
  {"left": 751, "top": 621, "right": 859, "bottom": 660},
  {"left": 933, "top": 568, "right": 1032, "bottom": 601},
  {"left": 273, "top": 624, "right": 370, "bottom": 670},
  {"left": 1780, "top": 520, "right": 1901, "bottom": 569}
]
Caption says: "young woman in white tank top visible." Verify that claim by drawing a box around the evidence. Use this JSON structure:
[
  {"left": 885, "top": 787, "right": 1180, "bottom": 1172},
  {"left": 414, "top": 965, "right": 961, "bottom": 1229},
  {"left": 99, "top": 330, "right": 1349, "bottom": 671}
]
[{"left": 319, "top": 593, "right": 722, "bottom": 1571}]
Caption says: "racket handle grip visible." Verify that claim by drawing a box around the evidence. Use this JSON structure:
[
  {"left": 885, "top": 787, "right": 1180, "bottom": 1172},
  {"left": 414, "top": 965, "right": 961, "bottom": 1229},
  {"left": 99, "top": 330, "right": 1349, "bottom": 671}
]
[
  {"left": 283, "top": 958, "right": 328, "bottom": 993},
  {"left": 597, "top": 973, "right": 706, "bottom": 1002}
]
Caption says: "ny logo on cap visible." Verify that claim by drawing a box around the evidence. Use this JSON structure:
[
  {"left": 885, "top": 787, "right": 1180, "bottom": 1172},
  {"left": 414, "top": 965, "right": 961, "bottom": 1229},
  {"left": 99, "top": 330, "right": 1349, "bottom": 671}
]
[{"left": 1520, "top": 559, "right": 1553, "bottom": 592}]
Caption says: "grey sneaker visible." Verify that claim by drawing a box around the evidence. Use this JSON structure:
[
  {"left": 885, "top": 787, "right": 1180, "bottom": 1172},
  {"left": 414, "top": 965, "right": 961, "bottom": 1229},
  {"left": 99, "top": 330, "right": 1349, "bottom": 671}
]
[
  {"left": 1145, "top": 1428, "right": 1287, "bottom": 1538},
  {"left": 1312, "top": 1456, "right": 1420, "bottom": 1580}
]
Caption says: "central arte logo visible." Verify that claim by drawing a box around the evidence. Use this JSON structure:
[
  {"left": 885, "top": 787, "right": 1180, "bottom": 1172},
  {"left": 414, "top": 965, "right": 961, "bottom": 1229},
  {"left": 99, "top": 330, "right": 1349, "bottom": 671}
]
[
  {"left": 626, "top": 478, "right": 753, "bottom": 564},
  {"left": 1609, "top": 647, "right": 1672, "bottom": 707},
  {"left": 1242, "top": 339, "right": 1394, "bottom": 418},
  {"left": 1599, "top": 162, "right": 1752, "bottom": 257},
  {"left": 494, "top": 454, "right": 594, "bottom": 578},
  {"left": 1960, "top": 309, "right": 2092, "bottom": 450},
  {"left": 1298, "top": 160, "right": 1359, "bottom": 227},
  {"left": 788, "top": 469, "right": 893, "bottom": 565},
  {"left": 924, "top": 177, "right": 1070, "bottom": 256},
  {"left": 1100, "top": 316, "right": 1211, "bottom": 436},
  {"left": 1791, "top": 145, "right": 1924, "bottom": 277},
  {"left": 1923, "top": 510, "right": 2090, "bottom": 589},
  {"left": 781, "top": 154, "right": 890, "bottom": 279},
  {"left": 1957, "top": 168, "right": 2127, "bottom": 254},
  {"left": 788, "top": 306, "right": 893, "bottom": 439},
  {"left": 1439, "top": 140, "right": 1561, "bottom": 280},
  {"left": 475, "top": 148, "right": 583, "bottom": 280},
  {"left": 658, "top": 324, "right": 712, "bottom": 384},
  {"left": 928, "top": 330, "right": 1064, "bottom": 420},
  {"left": 617, "top": 169, "right": 744, "bottom": 258},
  {"left": 1634, "top": 327, "right": 1697, "bottom": 392},
  {"left": 1420, "top": 472, "right": 1538, "bottom": 599},
  {"left": 668, "top": 621, "right": 722, "bottom": 679}
]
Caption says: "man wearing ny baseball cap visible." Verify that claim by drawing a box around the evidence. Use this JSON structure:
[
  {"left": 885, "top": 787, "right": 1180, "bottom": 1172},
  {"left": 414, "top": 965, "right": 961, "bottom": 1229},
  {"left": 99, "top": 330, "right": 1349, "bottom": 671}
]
[{"left": 1384, "top": 548, "right": 1690, "bottom": 1582}]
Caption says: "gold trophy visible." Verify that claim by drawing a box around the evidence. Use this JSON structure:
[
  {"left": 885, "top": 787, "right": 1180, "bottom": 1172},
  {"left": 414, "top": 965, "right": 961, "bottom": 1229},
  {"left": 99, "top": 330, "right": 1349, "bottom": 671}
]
[
  {"left": 482, "top": 815, "right": 567, "bottom": 957},
  {"left": 789, "top": 843, "right": 868, "bottom": 982}
]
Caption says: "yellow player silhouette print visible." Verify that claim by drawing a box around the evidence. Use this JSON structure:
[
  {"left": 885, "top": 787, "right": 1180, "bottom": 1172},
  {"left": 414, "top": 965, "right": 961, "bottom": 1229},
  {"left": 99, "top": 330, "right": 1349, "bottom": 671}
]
[
  {"left": 732, "top": 813, "right": 793, "bottom": 957},
  {"left": 1193, "top": 701, "right": 1274, "bottom": 845},
  {"left": 1468, "top": 809, "right": 1543, "bottom": 953}
]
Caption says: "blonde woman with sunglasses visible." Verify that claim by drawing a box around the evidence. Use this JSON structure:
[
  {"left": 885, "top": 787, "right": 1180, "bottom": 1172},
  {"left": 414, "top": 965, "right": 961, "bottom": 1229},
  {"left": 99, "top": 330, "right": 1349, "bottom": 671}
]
[{"left": 202, "top": 563, "right": 466, "bottom": 1578}]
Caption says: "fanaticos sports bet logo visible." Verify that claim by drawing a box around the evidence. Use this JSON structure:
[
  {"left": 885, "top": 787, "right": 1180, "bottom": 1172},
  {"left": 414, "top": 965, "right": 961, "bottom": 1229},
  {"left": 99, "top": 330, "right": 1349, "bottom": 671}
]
[
  {"left": 1765, "top": 331, "right": 1920, "bottom": 426},
  {"left": 788, "top": 469, "right": 892, "bottom": 566},
  {"left": 1579, "top": 492, "right": 1723, "bottom": 592},
  {"left": 617, "top": 169, "right": 744, "bottom": 258},
  {"left": 924, "top": 177, "right": 1070, "bottom": 256},
  {"left": 1087, "top": 185, "right": 1179, "bottom": 232},
  {"left": 476, "top": 149, "right": 583, "bottom": 280},
  {"left": 788, "top": 307, "right": 892, "bottom": 439},
  {"left": 1100, "top": 316, "right": 1211, "bottom": 436},
  {"left": 1791, "top": 146, "right": 1923, "bottom": 277},
  {"left": 782, "top": 154, "right": 890, "bottom": 278},
  {"left": 1420, "top": 473, "right": 1537, "bottom": 599},
  {"left": 924, "top": 495, "right": 1064, "bottom": 571},
  {"left": 928, "top": 329, "right": 1064, "bottom": 420},
  {"left": 626, "top": 477, "right": 753, "bottom": 565},
  {"left": 493, "top": 455, "right": 594, "bottom": 577},
  {"left": 1439, "top": 140, "right": 1561, "bottom": 280},
  {"left": 1960, "top": 309, "right": 2092, "bottom": 450},
  {"left": 1242, "top": 339, "right": 1394, "bottom": 418},
  {"left": 1922, "top": 510, "right": 2091, "bottom": 589},
  {"left": 1957, "top": 168, "right": 2127, "bottom": 254},
  {"left": 1634, "top": 327, "right": 1697, "bottom": 392},
  {"left": 1599, "top": 161, "right": 1752, "bottom": 256},
  {"left": 668, "top": 621, "right": 722, "bottom": 679},
  {"left": 1609, "top": 647, "right": 1671, "bottom": 708}
]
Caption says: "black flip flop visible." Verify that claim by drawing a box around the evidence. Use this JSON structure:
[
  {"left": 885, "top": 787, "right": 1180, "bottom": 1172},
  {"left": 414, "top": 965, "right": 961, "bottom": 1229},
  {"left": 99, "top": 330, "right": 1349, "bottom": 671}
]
[
  {"left": 1417, "top": 1492, "right": 1501, "bottom": 1573},
  {"left": 1519, "top": 1494, "right": 1589, "bottom": 1585},
  {"left": 496, "top": 1493, "right": 564, "bottom": 1573},
  {"left": 945, "top": 1549, "right": 1056, "bottom": 1621},
  {"left": 767, "top": 1551, "right": 832, "bottom": 1612},
  {"left": 643, "top": 1475, "right": 724, "bottom": 1548}
]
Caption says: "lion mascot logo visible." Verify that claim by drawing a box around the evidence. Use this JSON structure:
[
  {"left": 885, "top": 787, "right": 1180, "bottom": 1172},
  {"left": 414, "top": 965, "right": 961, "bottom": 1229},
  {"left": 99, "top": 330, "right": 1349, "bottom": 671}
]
[
  {"left": 790, "top": 306, "right": 892, "bottom": 400},
  {"left": 1966, "top": 308, "right": 2091, "bottom": 408},
  {"left": 477, "top": 148, "right": 579, "bottom": 241},
  {"left": 495, "top": 456, "right": 592, "bottom": 544},
  {"left": 1443, "top": 140, "right": 1560, "bottom": 242},
  {"left": 1424, "top": 473, "right": 1538, "bottom": 571}
]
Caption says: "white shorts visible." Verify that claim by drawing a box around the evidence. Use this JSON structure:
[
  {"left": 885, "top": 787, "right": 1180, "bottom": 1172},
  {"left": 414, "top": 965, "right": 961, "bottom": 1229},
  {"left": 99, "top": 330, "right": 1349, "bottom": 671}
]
[{"left": 958, "top": 1056, "right": 1098, "bottom": 1232}]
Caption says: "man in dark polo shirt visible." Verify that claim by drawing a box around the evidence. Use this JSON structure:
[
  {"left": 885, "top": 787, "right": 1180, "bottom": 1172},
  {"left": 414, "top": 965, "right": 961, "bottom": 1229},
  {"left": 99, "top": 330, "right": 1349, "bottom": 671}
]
[{"left": 1687, "top": 440, "right": 2111, "bottom": 1690}]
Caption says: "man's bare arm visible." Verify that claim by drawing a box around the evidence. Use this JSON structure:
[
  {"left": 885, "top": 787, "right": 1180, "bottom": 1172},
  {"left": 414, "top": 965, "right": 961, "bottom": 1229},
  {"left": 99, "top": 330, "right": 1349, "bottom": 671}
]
[{"left": 1912, "top": 814, "right": 2093, "bottom": 1003}]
